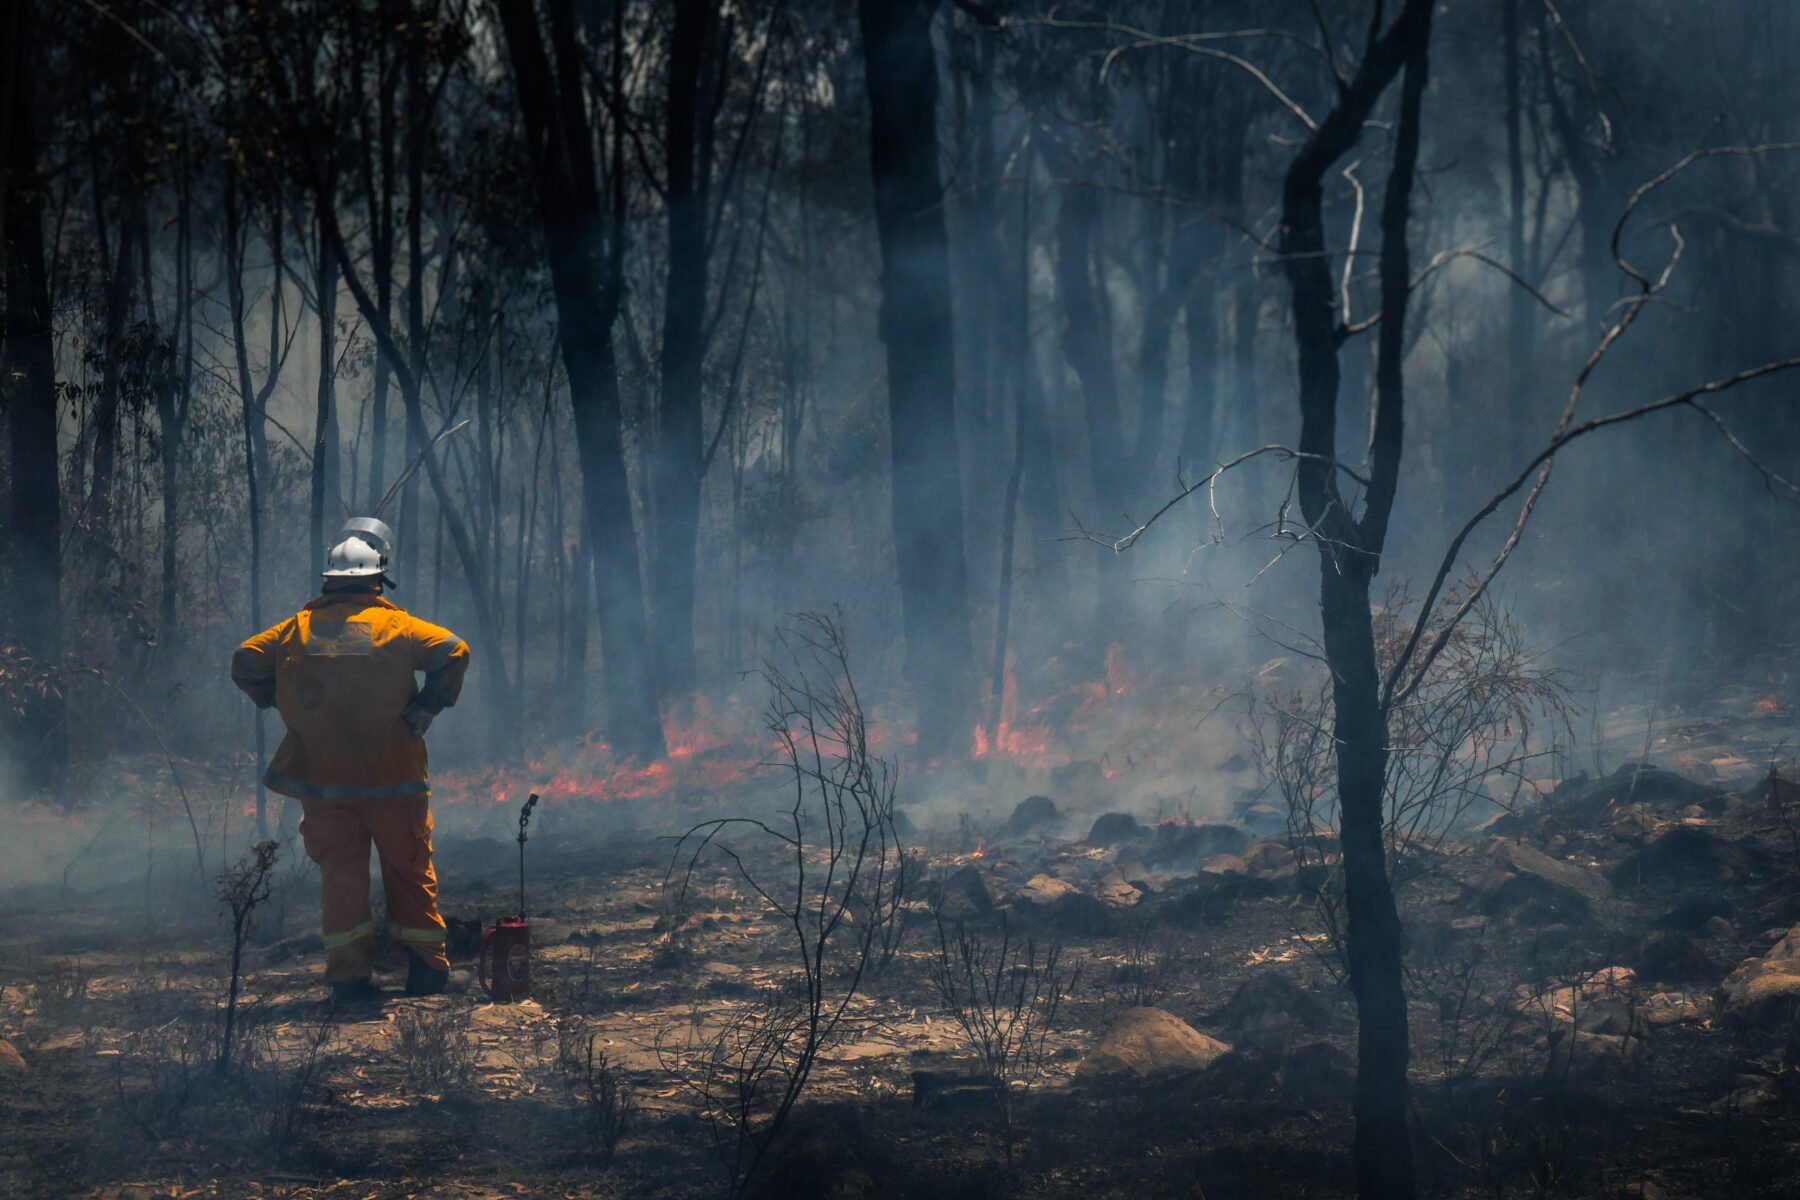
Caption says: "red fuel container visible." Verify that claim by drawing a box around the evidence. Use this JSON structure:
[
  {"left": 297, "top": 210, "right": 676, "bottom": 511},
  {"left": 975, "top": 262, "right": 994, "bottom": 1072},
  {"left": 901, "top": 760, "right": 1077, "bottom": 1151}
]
[{"left": 478, "top": 917, "right": 531, "bottom": 1002}]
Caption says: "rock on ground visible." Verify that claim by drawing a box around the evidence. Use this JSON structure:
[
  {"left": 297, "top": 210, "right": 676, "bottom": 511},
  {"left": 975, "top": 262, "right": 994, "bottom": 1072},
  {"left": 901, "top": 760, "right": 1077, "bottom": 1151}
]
[
  {"left": 1077, "top": 1007, "right": 1231, "bottom": 1080},
  {"left": 1004, "top": 794, "right": 1060, "bottom": 836},
  {"left": 937, "top": 864, "right": 995, "bottom": 919},
  {"left": 1720, "top": 923, "right": 1800, "bottom": 1023},
  {"left": 1087, "top": 811, "right": 1146, "bottom": 845},
  {"left": 1211, "top": 972, "right": 1334, "bottom": 1042},
  {"left": 1478, "top": 840, "right": 1611, "bottom": 920},
  {"left": 0, "top": 1038, "right": 25, "bottom": 1078}
]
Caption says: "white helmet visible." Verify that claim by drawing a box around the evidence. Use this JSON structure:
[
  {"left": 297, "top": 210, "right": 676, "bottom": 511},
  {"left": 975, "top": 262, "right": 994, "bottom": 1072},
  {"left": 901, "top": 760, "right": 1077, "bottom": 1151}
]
[{"left": 323, "top": 517, "right": 397, "bottom": 585}]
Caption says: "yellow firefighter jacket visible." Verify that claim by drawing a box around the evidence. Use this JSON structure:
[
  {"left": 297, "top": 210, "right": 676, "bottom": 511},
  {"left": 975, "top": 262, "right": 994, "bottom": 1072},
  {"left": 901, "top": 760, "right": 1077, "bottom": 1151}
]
[{"left": 231, "top": 592, "right": 470, "bottom": 801}]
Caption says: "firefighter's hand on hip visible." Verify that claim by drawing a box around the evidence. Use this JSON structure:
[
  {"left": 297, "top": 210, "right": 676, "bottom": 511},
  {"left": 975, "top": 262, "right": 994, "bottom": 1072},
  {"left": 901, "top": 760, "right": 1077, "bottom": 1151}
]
[{"left": 401, "top": 702, "right": 435, "bottom": 737}]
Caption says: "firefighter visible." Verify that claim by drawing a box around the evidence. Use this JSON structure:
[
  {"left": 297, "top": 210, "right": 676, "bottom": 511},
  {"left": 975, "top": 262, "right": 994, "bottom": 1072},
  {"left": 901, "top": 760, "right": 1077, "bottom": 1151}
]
[{"left": 230, "top": 518, "right": 469, "bottom": 1003}]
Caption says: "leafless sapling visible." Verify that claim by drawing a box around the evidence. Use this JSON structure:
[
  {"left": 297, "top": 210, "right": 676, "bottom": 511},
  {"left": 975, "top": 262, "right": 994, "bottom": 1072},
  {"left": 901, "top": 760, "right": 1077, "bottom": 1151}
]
[
  {"left": 930, "top": 912, "right": 1079, "bottom": 1160},
  {"left": 214, "top": 838, "right": 279, "bottom": 1074},
  {"left": 665, "top": 612, "right": 908, "bottom": 1198}
]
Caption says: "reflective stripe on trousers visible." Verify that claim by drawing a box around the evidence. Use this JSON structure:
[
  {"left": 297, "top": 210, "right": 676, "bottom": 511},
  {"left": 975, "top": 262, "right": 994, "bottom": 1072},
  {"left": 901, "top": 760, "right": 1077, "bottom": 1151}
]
[{"left": 299, "top": 796, "right": 451, "bottom": 982}]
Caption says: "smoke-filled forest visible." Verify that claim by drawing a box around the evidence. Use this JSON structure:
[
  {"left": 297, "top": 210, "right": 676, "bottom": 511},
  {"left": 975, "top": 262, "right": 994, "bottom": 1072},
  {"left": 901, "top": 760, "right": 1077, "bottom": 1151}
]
[{"left": 5, "top": 1, "right": 1800, "bottom": 1197}]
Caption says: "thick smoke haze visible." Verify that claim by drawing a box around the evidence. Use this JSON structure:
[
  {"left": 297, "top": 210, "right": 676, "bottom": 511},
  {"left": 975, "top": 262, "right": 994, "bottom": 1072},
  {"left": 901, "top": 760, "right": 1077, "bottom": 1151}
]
[{"left": 1, "top": 0, "right": 1797, "bottom": 872}]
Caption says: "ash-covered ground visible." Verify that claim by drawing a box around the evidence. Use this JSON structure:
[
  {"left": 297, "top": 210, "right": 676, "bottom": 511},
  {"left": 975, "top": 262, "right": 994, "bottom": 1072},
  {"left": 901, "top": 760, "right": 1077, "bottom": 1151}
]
[{"left": 5, "top": 681, "right": 1800, "bottom": 1200}]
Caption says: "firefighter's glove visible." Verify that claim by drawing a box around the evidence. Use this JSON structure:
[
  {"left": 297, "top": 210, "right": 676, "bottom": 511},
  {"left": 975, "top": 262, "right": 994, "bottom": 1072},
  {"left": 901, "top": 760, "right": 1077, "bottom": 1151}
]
[{"left": 401, "top": 702, "right": 435, "bottom": 737}]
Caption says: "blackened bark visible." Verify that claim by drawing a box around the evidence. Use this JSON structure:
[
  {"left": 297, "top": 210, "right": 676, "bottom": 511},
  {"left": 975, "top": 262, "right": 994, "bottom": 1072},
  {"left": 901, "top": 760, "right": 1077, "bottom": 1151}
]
[
  {"left": 858, "top": 0, "right": 975, "bottom": 755},
  {"left": 398, "top": 24, "right": 428, "bottom": 586},
  {"left": 224, "top": 172, "right": 271, "bottom": 834},
  {"left": 498, "top": 0, "right": 666, "bottom": 760},
  {"left": 89, "top": 207, "right": 136, "bottom": 525},
  {"left": 1503, "top": 0, "right": 1530, "bottom": 465},
  {"left": 1052, "top": 172, "right": 1133, "bottom": 644},
  {"left": 1276, "top": 3, "right": 1432, "bottom": 1198},
  {"left": 2, "top": 2, "right": 67, "bottom": 785},
  {"left": 310, "top": 203, "right": 340, "bottom": 577},
  {"left": 653, "top": 0, "right": 721, "bottom": 701},
  {"left": 156, "top": 153, "right": 192, "bottom": 647}
]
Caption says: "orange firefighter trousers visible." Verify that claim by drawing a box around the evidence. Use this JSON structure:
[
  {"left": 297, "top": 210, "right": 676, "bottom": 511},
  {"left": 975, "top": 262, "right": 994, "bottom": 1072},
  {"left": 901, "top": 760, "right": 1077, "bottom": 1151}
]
[{"left": 299, "top": 796, "right": 450, "bottom": 982}]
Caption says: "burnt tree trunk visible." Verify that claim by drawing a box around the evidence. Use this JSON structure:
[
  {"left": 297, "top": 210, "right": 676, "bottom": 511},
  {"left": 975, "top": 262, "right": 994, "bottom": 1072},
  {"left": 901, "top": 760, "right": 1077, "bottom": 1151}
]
[
  {"left": 652, "top": 0, "right": 721, "bottom": 703},
  {"left": 1276, "top": 4, "right": 1431, "bottom": 1199},
  {"left": 155, "top": 154, "right": 193, "bottom": 649},
  {"left": 858, "top": 0, "right": 975, "bottom": 755},
  {"left": 498, "top": 0, "right": 665, "bottom": 760},
  {"left": 2, "top": 1, "right": 67, "bottom": 786},
  {"left": 224, "top": 171, "right": 275, "bottom": 835},
  {"left": 1052, "top": 171, "right": 1132, "bottom": 645},
  {"left": 310, "top": 201, "right": 340, "bottom": 576}
]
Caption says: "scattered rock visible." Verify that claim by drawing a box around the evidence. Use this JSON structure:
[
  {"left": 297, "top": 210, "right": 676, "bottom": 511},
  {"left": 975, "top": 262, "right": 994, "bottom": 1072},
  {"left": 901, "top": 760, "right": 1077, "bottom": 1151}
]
[
  {"left": 1720, "top": 923, "right": 1800, "bottom": 1023},
  {"left": 937, "top": 864, "right": 995, "bottom": 919},
  {"left": 1633, "top": 930, "right": 1720, "bottom": 985},
  {"left": 1702, "top": 915, "right": 1734, "bottom": 940},
  {"left": 1614, "top": 1178, "right": 1670, "bottom": 1200},
  {"left": 1004, "top": 794, "right": 1060, "bottom": 836},
  {"left": 1087, "top": 811, "right": 1147, "bottom": 845},
  {"left": 1212, "top": 972, "right": 1333, "bottom": 1042},
  {"left": 1096, "top": 876, "right": 1142, "bottom": 908},
  {"left": 1653, "top": 896, "right": 1733, "bottom": 932},
  {"left": 1639, "top": 991, "right": 1706, "bottom": 1027},
  {"left": 1149, "top": 821, "right": 1249, "bottom": 867},
  {"left": 1608, "top": 825, "right": 1761, "bottom": 888},
  {"left": 1015, "top": 889, "right": 1116, "bottom": 937},
  {"left": 1013, "top": 873, "right": 1078, "bottom": 906},
  {"left": 1479, "top": 841, "right": 1610, "bottom": 920},
  {"left": 1474, "top": 810, "right": 1528, "bottom": 838},
  {"left": 1709, "top": 1073, "right": 1778, "bottom": 1115},
  {"left": 1588, "top": 762, "right": 1718, "bottom": 811},
  {"left": 1514, "top": 966, "right": 1639, "bottom": 1033},
  {"left": 1076, "top": 1007, "right": 1231, "bottom": 1081},
  {"left": 1242, "top": 841, "right": 1294, "bottom": 876},
  {"left": 1199, "top": 853, "right": 1247, "bottom": 877},
  {"left": 0, "top": 1039, "right": 25, "bottom": 1078}
]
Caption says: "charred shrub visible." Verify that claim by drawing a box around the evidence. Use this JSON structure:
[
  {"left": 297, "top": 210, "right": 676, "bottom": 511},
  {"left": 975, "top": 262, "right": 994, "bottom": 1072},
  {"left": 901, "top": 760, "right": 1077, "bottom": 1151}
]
[
  {"left": 28, "top": 956, "right": 91, "bottom": 1026},
  {"left": 392, "top": 1004, "right": 476, "bottom": 1095},
  {"left": 665, "top": 613, "right": 908, "bottom": 1199},
  {"left": 556, "top": 1021, "right": 635, "bottom": 1166},
  {"left": 930, "top": 912, "right": 1078, "bottom": 1159}
]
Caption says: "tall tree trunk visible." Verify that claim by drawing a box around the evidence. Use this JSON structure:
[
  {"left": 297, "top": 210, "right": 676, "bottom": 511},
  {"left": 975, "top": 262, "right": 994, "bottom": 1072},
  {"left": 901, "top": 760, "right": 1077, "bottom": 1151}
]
[
  {"left": 653, "top": 0, "right": 720, "bottom": 703},
  {"left": 1503, "top": 0, "right": 1530, "bottom": 466},
  {"left": 858, "top": 0, "right": 975, "bottom": 755},
  {"left": 1052, "top": 175, "right": 1131, "bottom": 647},
  {"left": 2, "top": 3, "right": 67, "bottom": 787},
  {"left": 1276, "top": 5, "right": 1431, "bottom": 1198},
  {"left": 89, "top": 208, "right": 137, "bottom": 527},
  {"left": 396, "top": 24, "right": 428, "bottom": 587},
  {"left": 156, "top": 150, "right": 193, "bottom": 649},
  {"left": 497, "top": 0, "right": 666, "bottom": 760},
  {"left": 225, "top": 173, "right": 273, "bottom": 836},
  {"left": 310, "top": 203, "right": 340, "bottom": 575}
]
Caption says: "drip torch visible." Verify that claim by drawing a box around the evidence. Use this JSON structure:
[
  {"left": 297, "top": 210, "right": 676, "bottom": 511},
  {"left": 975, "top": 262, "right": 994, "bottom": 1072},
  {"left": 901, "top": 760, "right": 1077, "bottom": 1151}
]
[{"left": 479, "top": 792, "right": 539, "bottom": 1003}]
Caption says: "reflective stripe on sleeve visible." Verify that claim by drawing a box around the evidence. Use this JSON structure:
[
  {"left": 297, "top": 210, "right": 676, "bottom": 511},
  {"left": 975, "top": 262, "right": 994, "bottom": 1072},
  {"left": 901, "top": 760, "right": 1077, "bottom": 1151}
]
[
  {"left": 387, "top": 922, "right": 446, "bottom": 945},
  {"left": 424, "top": 637, "right": 465, "bottom": 674},
  {"left": 323, "top": 921, "right": 376, "bottom": 950}
]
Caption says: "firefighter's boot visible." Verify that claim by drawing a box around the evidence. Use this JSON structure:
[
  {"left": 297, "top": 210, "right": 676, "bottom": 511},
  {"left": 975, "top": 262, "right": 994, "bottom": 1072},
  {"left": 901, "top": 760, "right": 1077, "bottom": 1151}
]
[
  {"left": 331, "top": 978, "right": 383, "bottom": 1006},
  {"left": 406, "top": 950, "right": 449, "bottom": 996}
]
